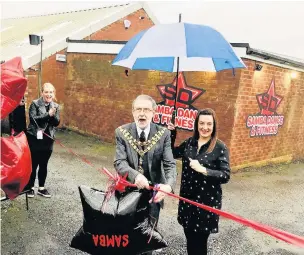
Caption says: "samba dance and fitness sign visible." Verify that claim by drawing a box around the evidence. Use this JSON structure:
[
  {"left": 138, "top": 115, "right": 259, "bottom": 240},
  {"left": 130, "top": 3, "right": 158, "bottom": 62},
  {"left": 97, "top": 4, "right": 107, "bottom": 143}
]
[
  {"left": 246, "top": 79, "right": 284, "bottom": 137},
  {"left": 153, "top": 73, "right": 205, "bottom": 131}
]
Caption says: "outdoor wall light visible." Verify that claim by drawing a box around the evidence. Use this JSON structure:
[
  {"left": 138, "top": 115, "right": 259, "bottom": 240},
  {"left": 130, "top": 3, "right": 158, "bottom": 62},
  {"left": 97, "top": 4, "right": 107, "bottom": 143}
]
[
  {"left": 124, "top": 20, "right": 131, "bottom": 29},
  {"left": 290, "top": 72, "right": 297, "bottom": 79},
  {"left": 255, "top": 63, "right": 263, "bottom": 71},
  {"left": 139, "top": 16, "right": 145, "bottom": 20}
]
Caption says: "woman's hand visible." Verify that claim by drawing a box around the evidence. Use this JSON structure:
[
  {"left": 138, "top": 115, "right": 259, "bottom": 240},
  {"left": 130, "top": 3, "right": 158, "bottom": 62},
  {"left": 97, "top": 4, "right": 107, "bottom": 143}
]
[
  {"left": 149, "top": 184, "right": 172, "bottom": 203},
  {"left": 49, "top": 107, "right": 56, "bottom": 117},
  {"left": 189, "top": 158, "right": 207, "bottom": 175},
  {"left": 167, "top": 122, "right": 175, "bottom": 131}
]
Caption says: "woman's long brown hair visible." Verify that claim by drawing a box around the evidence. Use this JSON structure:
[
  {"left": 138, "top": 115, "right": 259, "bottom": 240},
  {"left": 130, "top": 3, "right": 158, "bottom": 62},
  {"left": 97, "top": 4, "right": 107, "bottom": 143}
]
[{"left": 192, "top": 108, "right": 218, "bottom": 153}]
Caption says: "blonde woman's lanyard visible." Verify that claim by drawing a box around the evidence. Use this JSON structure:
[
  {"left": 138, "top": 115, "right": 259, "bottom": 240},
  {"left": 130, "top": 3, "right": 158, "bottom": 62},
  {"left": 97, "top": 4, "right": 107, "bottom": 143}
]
[{"left": 31, "top": 107, "right": 49, "bottom": 140}]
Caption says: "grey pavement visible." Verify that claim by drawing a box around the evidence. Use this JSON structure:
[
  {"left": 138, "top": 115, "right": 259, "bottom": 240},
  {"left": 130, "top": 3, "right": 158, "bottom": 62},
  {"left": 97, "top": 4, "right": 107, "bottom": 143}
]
[{"left": 1, "top": 130, "right": 304, "bottom": 255}]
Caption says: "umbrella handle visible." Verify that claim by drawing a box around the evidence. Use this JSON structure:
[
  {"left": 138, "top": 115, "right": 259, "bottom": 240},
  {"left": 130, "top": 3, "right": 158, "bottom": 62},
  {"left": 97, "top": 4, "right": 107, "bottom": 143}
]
[{"left": 171, "top": 109, "right": 176, "bottom": 124}]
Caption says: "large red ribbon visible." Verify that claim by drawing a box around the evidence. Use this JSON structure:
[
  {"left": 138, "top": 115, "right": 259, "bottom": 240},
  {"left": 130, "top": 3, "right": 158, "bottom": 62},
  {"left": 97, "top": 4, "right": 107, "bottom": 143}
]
[
  {"left": 50, "top": 135, "right": 304, "bottom": 248},
  {"left": 99, "top": 167, "right": 304, "bottom": 249}
]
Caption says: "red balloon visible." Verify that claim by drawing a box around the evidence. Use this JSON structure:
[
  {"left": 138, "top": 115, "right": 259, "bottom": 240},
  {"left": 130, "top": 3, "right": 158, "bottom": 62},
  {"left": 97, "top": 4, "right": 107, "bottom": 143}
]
[
  {"left": 1, "top": 132, "right": 32, "bottom": 199},
  {"left": 1, "top": 57, "right": 27, "bottom": 120}
]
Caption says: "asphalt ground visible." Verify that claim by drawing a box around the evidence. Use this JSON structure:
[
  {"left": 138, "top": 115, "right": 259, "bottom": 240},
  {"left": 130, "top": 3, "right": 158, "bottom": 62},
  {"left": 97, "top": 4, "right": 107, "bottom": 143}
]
[{"left": 1, "top": 129, "right": 304, "bottom": 255}]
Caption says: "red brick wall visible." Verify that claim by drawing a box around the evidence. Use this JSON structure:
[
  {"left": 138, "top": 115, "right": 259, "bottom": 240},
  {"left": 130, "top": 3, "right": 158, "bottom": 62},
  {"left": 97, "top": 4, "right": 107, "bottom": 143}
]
[
  {"left": 65, "top": 55, "right": 304, "bottom": 168},
  {"left": 65, "top": 54, "right": 164, "bottom": 141},
  {"left": 24, "top": 49, "right": 67, "bottom": 126},
  {"left": 23, "top": 7, "right": 304, "bottom": 169},
  {"left": 25, "top": 8, "right": 154, "bottom": 127},
  {"left": 86, "top": 9, "right": 154, "bottom": 41},
  {"left": 230, "top": 59, "right": 304, "bottom": 167},
  {"left": 25, "top": 68, "right": 39, "bottom": 104},
  {"left": 24, "top": 69, "right": 39, "bottom": 124},
  {"left": 65, "top": 52, "right": 242, "bottom": 145},
  {"left": 41, "top": 49, "right": 67, "bottom": 103},
  {"left": 176, "top": 69, "right": 242, "bottom": 147}
]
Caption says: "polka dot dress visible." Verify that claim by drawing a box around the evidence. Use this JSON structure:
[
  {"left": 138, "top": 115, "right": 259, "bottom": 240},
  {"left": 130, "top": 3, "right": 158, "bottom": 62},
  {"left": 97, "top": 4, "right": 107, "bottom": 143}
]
[{"left": 173, "top": 137, "right": 230, "bottom": 234}]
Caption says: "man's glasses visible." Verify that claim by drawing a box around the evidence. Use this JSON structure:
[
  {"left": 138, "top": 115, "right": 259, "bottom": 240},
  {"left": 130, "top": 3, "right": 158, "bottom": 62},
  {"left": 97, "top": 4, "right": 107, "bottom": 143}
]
[{"left": 133, "top": 108, "right": 153, "bottom": 113}]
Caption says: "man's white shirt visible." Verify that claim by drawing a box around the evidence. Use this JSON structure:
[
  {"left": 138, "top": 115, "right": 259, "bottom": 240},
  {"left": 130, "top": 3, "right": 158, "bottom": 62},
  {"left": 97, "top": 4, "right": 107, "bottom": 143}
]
[{"left": 136, "top": 124, "right": 150, "bottom": 140}]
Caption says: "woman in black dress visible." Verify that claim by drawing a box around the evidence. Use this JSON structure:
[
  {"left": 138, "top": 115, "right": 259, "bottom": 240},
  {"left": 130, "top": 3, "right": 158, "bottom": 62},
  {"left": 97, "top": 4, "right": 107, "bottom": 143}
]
[{"left": 168, "top": 108, "right": 230, "bottom": 255}]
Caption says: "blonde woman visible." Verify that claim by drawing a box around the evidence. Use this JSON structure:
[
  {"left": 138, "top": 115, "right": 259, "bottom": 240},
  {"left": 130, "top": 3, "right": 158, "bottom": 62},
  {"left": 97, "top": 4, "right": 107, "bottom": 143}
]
[{"left": 24, "top": 83, "right": 60, "bottom": 198}]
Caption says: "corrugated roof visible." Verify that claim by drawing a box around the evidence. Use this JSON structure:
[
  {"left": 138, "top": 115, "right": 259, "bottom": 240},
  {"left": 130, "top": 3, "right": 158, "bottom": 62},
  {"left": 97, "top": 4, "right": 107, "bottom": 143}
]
[{"left": 0, "top": 2, "right": 157, "bottom": 69}]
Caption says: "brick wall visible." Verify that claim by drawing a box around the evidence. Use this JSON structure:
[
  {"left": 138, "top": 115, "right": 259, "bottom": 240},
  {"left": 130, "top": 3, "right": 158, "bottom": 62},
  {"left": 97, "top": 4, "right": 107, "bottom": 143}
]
[
  {"left": 65, "top": 55, "right": 304, "bottom": 169},
  {"left": 86, "top": 9, "right": 154, "bottom": 41},
  {"left": 23, "top": 69, "right": 39, "bottom": 124},
  {"left": 25, "top": 68, "right": 39, "bottom": 106},
  {"left": 64, "top": 48, "right": 242, "bottom": 147},
  {"left": 24, "top": 49, "right": 67, "bottom": 126},
  {"left": 40, "top": 49, "right": 67, "bottom": 103},
  {"left": 24, "top": 8, "right": 154, "bottom": 127},
  {"left": 65, "top": 54, "right": 163, "bottom": 141},
  {"left": 230, "top": 59, "right": 304, "bottom": 168},
  {"left": 23, "top": 7, "right": 304, "bottom": 169},
  {"left": 65, "top": 53, "right": 242, "bottom": 145}
]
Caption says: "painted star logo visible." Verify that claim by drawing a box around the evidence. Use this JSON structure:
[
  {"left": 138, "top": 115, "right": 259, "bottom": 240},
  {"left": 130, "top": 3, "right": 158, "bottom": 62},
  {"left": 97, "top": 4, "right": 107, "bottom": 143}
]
[
  {"left": 157, "top": 73, "right": 205, "bottom": 108},
  {"left": 256, "top": 79, "right": 283, "bottom": 115}
]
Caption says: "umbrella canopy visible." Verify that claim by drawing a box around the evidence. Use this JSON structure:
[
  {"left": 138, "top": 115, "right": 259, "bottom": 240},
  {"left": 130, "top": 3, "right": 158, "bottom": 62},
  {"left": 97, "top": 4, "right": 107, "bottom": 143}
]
[{"left": 112, "top": 22, "right": 246, "bottom": 72}]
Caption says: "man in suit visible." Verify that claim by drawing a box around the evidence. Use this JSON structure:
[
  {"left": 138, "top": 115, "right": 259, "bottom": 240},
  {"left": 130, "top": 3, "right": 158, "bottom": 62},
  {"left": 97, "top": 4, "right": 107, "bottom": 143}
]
[{"left": 114, "top": 94, "right": 177, "bottom": 254}]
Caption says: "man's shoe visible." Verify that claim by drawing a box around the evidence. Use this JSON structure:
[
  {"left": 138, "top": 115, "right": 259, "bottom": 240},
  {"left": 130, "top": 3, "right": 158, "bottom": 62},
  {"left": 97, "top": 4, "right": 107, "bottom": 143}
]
[
  {"left": 37, "top": 189, "right": 51, "bottom": 198},
  {"left": 27, "top": 189, "right": 35, "bottom": 198}
]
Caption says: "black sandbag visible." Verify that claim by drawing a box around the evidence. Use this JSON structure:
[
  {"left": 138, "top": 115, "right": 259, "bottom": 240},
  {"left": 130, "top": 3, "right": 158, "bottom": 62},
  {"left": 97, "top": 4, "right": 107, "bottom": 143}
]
[{"left": 70, "top": 185, "right": 168, "bottom": 255}]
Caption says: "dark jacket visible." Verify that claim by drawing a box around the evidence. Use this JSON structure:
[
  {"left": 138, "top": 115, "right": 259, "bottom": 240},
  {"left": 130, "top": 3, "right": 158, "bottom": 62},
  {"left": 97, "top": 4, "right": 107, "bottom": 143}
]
[
  {"left": 173, "top": 137, "right": 230, "bottom": 233},
  {"left": 114, "top": 122, "right": 177, "bottom": 191},
  {"left": 27, "top": 97, "right": 60, "bottom": 139}
]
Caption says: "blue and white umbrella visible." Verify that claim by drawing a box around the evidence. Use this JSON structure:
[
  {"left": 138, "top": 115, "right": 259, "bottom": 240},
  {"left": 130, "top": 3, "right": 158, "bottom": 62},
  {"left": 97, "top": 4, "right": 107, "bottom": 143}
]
[{"left": 112, "top": 22, "right": 246, "bottom": 72}]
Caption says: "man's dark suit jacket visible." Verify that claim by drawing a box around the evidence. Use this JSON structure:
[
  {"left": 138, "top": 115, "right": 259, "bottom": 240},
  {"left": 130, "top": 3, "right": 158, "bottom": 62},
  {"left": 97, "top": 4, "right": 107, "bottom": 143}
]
[{"left": 114, "top": 122, "right": 176, "bottom": 191}]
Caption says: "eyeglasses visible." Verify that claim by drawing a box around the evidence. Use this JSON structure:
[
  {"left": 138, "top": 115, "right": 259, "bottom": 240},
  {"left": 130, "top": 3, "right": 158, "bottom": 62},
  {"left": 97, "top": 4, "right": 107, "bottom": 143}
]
[{"left": 133, "top": 108, "right": 153, "bottom": 113}]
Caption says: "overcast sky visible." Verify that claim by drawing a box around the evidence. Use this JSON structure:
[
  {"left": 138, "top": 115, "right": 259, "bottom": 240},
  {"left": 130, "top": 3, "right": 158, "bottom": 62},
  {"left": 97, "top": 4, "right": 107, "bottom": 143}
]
[{"left": 1, "top": 1, "right": 304, "bottom": 61}]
